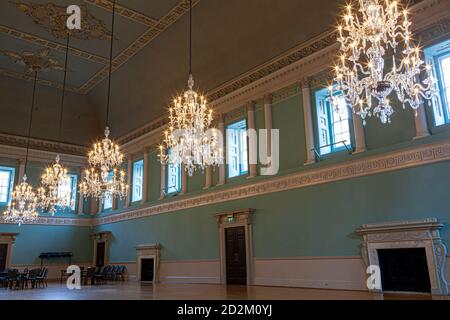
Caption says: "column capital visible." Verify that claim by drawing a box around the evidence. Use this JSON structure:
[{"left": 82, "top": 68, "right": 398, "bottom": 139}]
[
  {"left": 264, "top": 94, "right": 272, "bottom": 105},
  {"left": 246, "top": 100, "right": 256, "bottom": 112},
  {"left": 299, "top": 77, "right": 311, "bottom": 89}
]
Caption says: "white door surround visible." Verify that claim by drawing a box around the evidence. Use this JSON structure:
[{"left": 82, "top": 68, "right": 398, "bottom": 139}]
[
  {"left": 357, "top": 218, "right": 448, "bottom": 296},
  {"left": 216, "top": 208, "right": 255, "bottom": 285},
  {"left": 0, "top": 233, "right": 18, "bottom": 270},
  {"left": 91, "top": 231, "right": 112, "bottom": 267},
  {"left": 136, "top": 244, "right": 160, "bottom": 283}
]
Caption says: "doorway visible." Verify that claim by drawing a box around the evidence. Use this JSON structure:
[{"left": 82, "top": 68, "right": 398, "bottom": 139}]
[
  {"left": 225, "top": 226, "right": 247, "bottom": 285},
  {"left": 96, "top": 242, "right": 105, "bottom": 267},
  {"left": 0, "top": 244, "right": 7, "bottom": 271},
  {"left": 140, "top": 258, "right": 155, "bottom": 282}
]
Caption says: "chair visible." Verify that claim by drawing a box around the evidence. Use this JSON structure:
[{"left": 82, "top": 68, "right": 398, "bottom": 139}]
[
  {"left": 83, "top": 267, "right": 96, "bottom": 285},
  {"left": 6, "top": 269, "right": 20, "bottom": 290},
  {"left": 35, "top": 268, "right": 48, "bottom": 288},
  {"left": 24, "top": 268, "right": 39, "bottom": 289},
  {"left": 94, "top": 266, "right": 105, "bottom": 284},
  {"left": 117, "top": 266, "right": 126, "bottom": 281}
]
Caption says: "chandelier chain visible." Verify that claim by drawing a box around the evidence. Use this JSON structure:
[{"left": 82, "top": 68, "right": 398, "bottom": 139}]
[
  {"left": 24, "top": 71, "right": 37, "bottom": 173},
  {"left": 58, "top": 32, "right": 70, "bottom": 140},
  {"left": 105, "top": 0, "right": 116, "bottom": 129}
]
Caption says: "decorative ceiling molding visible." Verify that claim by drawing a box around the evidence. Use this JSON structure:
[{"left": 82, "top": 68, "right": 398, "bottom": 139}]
[
  {"left": 12, "top": 2, "right": 111, "bottom": 40},
  {"left": 0, "top": 0, "right": 200, "bottom": 93},
  {"left": 0, "top": 132, "right": 87, "bottom": 157},
  {"left": 84, "top": 0, "right": 158, "bottom": 27},
  {"left": 78, "top": 0, "right": 201, "bottom": 94},
  {"left": 1, "top": 48, "right": 64, "bottom": 73},
  {"left": 0, "top": 67, "right": 80, "bottom": 93},
  {"left": 0, "top": 24, "right": 109, "bottom": 64},
  {"left": 94, "top": 139, "right": 450, "bottom": 226}
]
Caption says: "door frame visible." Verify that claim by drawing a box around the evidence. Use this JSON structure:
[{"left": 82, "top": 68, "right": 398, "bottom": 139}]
[
  {"left": 216, "top": 209, "right": 254, "bottom": 285},
  {"left": 91, "top": 231, "right": 111, "bottom": 267},
  {"left": 136, "top": 255, "right": 156, "bottom": 282},
  {"left": 0, "top": 233, "right": 18, "bottom": 270}
]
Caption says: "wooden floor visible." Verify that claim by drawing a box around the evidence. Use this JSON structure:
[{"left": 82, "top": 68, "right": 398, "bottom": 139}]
[{"left": 0, "top": 281, "right": 445, "bottom": 300}]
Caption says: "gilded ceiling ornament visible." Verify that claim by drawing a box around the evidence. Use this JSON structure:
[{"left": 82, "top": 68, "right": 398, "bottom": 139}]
[
  {"left": 0, "top": 48, "right": 64, "bottom": 73},
  {"left": 12, "top": 2, "right": 111, "bottom": 40}
]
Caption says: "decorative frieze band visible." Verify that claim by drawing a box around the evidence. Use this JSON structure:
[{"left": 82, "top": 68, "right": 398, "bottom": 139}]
[{"left": 1, "top": 216, "right": 93, "bottom": 227}]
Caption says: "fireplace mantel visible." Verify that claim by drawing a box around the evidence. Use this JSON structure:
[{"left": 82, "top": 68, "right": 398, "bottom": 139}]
[
  {"left": 357, "top": 218, "right": 448, "bottom": 296},
  {"left": 136, "top": 244, "right": 160, "bottom": 283}
]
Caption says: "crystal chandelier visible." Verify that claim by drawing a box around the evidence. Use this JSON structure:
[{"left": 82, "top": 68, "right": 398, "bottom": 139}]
[
  {"left": 38, "top": 33, "right": 73, "bottom": 215},
  {"left": 3, "top": 72, "right": 39, "bottom": 226},
  {"left": 330, "top": 0, "right": 437, "bottom": 124},
  {"left": 80, "top": 0, "right": 128, "bottom": 204},
  {"left": 159, "top": 0, "right": 223, "bottom": 176},
  {"left": 38, "top": 155, "right": 73, "bottom": 215}
]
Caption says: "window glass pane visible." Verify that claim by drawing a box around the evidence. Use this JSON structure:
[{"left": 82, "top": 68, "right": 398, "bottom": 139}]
[
  {"left": 103, "top": 172, "right": 113, "bottom": 210},
  {"left": 132, "top": 160, "right": 144, "bottom": 202},
  {"left": 227, "top": 120, "right": 247, "bottom": 178},
  {"left": 57, "top": 174, "right": 77, "bottom": 211},
  {"left": 0, "top": 170, "right": 11, "bottom": 203},
  {"left": 166, "top": 149, "right": 181, "bottom": 194},
  {"left": 440, "top": 56, "right": 450, "bottom": 118},
  {"left": 331, "top": 96, "right": 351, "bottom": 149}
]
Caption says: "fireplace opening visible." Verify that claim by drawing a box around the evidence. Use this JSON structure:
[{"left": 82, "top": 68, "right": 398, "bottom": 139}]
[
  {"left": 378, "top": 248, "right": 431, "bottom": 293},
  {"left": 140, "top": 258, "right": 154, "bottom": 282}
]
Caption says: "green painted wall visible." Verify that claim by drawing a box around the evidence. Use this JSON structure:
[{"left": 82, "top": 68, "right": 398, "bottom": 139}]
[
  {"left": 0, "top": 223, "right": 92, "bottom": 265},
  {"left": 97, "top": 160, "right": 450, "bottom": 261}
]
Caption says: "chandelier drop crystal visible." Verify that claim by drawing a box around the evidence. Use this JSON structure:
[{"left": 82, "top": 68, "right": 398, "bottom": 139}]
[
  {"left": 330, "top": 0, "right": 437, "bottom": 124},
  {"left": 158, "top": 0, "right": 223, "bottom": 176},
  {"left": 80, "top": 127, "right": 128, "bottom": 203},
  {"left": 80, "top": 0, "right": 128, "bottom": 204},
  {"left": 3, "top": 71, "right": 40, "bottom": 226},
  {"left": 37, "top": 155, "right": 73, "bottom": 215},
  {"left": 3, "top": 175, "right": 39, "bottom": 226},
  {"left": 37, "top": 33, "right": 73, "bottom": 215},
  {"left": 159, "top": 74, "right": 223, "bottom": 176}
]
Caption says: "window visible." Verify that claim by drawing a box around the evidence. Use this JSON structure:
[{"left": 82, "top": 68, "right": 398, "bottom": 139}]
[
  {"left": 166, "top": 149, "right": 181, "bottom": 194},
  {"left": 0, "top": 166, "right": 15, "bottom": 206},
  {"left": 425, "top": 40, "right": 450, "bottom": 126},
  {"left": 103, "top": 172, "right": 113, "bottom": 210},
  {"left": 226, "top": 119, "right": 248, "bottom": 178},
  {"left": 315, "top": 88, "right": 353, "bottom": 155},
  {"left": 132, "top": 159, "right": 144, "bottom": 202},
  {"left": 57, "top": 174, "right": 77, "bottom": 211}
]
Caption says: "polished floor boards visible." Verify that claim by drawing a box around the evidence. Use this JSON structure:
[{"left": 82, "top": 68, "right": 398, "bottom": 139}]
[{"left": 0, "top": 281, "right": 444, "bottom": 300}]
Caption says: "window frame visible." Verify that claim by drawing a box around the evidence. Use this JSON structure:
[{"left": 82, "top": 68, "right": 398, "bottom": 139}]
[
  {"left": 131, "top": 159, "right": 144, "bottom": 203},
  {"left": 433, "top": 51, "right": 450, "bottom": 125},
  {"left": 314, "top": 88, "right": 354, "bottom": 156},
  {"left": 56, "top": 173, "right": 78, "bottom": 212},
  {"left": 226, "top": 119, "right": 249, "bottom": 179},
  {"left": 166, "top": 149, "right": 181, "bottom": 195},
  {"left": 103, "top": 171, "right": 114, "bottom": 211},
  {"left": 424, "top": 40, "right": 450, "bottom": 128},
  {"left": 0, "top": 166, "right": 15, "bottom": 206}
]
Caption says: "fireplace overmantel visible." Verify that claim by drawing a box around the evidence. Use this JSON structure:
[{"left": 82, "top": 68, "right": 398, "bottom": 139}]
[{"left": 357, "top": 218, "right": 448, "bottom": 296}]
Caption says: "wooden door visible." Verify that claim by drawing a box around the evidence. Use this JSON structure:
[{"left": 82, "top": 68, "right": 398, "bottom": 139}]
[
  {"left": 96, "top": 242, "right": 105, "bottom": 267},
  {"left": 0, "top": 244, "right": 7, "bottom": 271},
  {"left": 225, "top": 227, "right": 247, "bottom": 285}
]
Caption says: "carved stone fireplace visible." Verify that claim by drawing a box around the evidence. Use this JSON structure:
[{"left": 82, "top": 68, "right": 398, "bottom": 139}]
[
  {"left": 357, "top": 218, "right": 448, "bottom": 295},
  {"left": 136, "top": 244, "right": 160, "bottom": 283}
]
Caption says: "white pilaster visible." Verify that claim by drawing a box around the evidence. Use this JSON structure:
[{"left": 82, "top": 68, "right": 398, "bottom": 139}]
[
  {"left": 204, "top": 165, "right": 212, "bottom": 189},
  {"left": 301, "top": 78, "right": 316, "bottom": 165},
  {"left": 218, "top": 114, "right": 226, "bottom": 186},
  {"left": 352, "top": 115, "right": 367, "bottom": 154},
  {"left": 181, "top": 164, "right": 187, "bottom": 195},
  {"left": 414, "top": 106, "right": 431, "bottom": 140},
  {"left": 142, "top": 147, "right": 150, "bottom": 204},
  {"left": 125, "top": 155, "right": 133, "bottom": 208},
  {"left": 247, "top": 101, "right": 257, "bottom": 179}
]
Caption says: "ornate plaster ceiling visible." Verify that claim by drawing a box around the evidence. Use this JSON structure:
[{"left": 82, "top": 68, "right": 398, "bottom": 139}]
[{"left": 0, "top": 0, "right": 198, "bottom": 93}]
